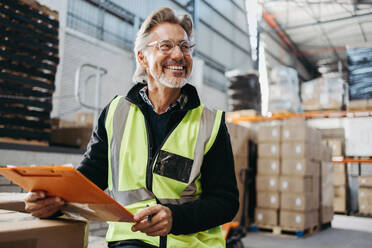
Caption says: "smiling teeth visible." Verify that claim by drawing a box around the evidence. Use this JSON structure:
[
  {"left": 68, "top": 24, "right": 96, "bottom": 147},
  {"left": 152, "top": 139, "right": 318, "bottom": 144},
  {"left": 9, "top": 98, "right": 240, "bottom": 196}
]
[{"left": 166, "top": 66, "right": 183, "bottom": 70}]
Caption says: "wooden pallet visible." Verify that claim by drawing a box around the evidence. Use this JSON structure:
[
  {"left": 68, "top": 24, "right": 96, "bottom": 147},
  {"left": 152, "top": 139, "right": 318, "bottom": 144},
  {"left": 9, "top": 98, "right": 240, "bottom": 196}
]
[
  {"left": 250, "top": 224, "right": 321, "bottom": 238},
  {"left": 0, "top": 137, "right": 48, "bottom": 146}
]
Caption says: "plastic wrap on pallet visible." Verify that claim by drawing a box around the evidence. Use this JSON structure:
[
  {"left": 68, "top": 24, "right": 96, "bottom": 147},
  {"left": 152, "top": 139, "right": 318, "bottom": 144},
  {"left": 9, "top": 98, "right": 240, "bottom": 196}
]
[
  {"left": 268, "top": 66, "right": 300, "bottom": 113},
  {"left": 347, "top": 44, "right": 372, "bottom": 100}
]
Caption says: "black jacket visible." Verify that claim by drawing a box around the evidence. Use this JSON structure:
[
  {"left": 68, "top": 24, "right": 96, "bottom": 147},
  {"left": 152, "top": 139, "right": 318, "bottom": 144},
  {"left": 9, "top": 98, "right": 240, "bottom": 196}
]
[{"left": 77, "top": 83, "right": 239, "bottom": 235}]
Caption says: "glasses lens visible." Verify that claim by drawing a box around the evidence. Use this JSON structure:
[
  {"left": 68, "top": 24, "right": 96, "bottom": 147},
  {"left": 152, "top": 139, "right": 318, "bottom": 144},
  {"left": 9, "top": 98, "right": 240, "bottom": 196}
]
[
  {"left": 178, "top": 41, "right": 190, "bottom": 54},
  {"left": 158, "top": 40, "right": 174, "bottom": 52}
]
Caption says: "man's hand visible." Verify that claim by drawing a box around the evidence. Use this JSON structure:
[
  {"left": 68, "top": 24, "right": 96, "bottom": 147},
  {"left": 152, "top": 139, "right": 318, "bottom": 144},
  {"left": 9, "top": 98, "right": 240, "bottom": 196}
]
[
  {"left": 24, "top": 191, "right": 65, "bottom": 219},
  {"left": 132, "top": 204, "right": 172, "bottom": 237}
]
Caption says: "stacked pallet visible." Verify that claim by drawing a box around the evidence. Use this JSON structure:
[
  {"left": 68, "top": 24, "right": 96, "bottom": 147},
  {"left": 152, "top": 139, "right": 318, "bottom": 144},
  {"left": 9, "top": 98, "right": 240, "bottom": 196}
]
[
  {"left": 279, "top": 119, "right": 321, "bottom": 231},
  {"left": 358, "top": 176, "right": 372, "bottom": 215},
  {"left": 346, "top": 42, "right": 372, "bottom": 110},
  {"left": 0, "top": 0, "right": 59, "bottom": 145},
  {"left": 254, "top": 119, "right": 334, "bottom": 237}
]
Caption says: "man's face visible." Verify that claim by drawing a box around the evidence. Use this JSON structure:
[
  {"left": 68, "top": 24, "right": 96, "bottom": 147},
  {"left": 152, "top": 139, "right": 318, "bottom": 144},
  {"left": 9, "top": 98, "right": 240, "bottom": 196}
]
[{"left": 142, "top": 22, "right": 193, "bottom": 88}]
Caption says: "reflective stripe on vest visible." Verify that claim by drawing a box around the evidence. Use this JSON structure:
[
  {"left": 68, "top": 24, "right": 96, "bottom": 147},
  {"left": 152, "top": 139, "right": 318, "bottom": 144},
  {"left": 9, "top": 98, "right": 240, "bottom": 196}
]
[{"left": 105, "top": 95, "right": 225, "bottom": 248}]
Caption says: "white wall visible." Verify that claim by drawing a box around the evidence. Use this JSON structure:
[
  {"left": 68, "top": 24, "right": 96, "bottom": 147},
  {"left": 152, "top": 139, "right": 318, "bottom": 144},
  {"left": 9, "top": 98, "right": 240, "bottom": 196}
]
[{"left": 55, "top": 29, "right": 135, "bottom": 118}]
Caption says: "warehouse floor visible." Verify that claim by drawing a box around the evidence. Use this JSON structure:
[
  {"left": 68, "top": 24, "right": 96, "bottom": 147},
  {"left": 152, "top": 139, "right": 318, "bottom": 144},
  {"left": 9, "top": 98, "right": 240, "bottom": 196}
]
[
  {"left": 87, "top": 215, "right": 372, "bottom": 247},
  {"left": 242, "top": 215, "right": 372, "bottom": 248}
]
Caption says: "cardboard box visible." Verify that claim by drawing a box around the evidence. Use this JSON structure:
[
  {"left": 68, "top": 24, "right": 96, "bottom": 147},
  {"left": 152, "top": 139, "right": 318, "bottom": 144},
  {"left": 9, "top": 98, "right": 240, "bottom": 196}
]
[
  {"left": 256, "top": 192, "right": 280, "bottom": 209},
  {"left": 282, "top": 119, "right": 321, "bottom": 144},
  {"left": 226, "top": 122, "right": 251, "bottom": 160},
  {"left": 358, "top": 189, "right": 372, "bottom": 214},
  {"left": 320, "top": 206, "right": 334, "bottom": 224},
  {"left": 320, "top": 162, "right": 334, "bottom": 208},
  {"left": 358, "top": 188, "right": 372, "bottom": 199},
  {"left": 281, "top": 159, "right": 319, "bottom": 176},
  {"left": 50, "top": 127, "right": 93, "bottom": 149},
  {"left": 280, "top": 192, "right": 318, "bottom": 211},
  {"left": 258, "top": 125, "right": 281, "bottom": 143},
  {"left": 334, "top": 186, "right": 347, "bottom": 197},
  {"left": 327, "top": 139, "right": 344, "bottom": 156},
  {"left": 279, "top": 176, "right": 313, "bottom": 193},
  {"left": 348, "top": 99, "right": 367, "bottom": 110},
  {"left": 281, "top": 142, "right": 313, "bottom": 159},
  {"left": 359, "top": 176, "right": 372, "bottom": 187},
  {"left": 0, "top": 193, "right": 27, "bottom": 212},
  {"left": 258, "top": 143, "right": 280, "bottom": 159},
  {"left": 257, "top": 159, "right": 280, "bottom": 175},
  {"left": 334, "top": 163, "right": 346, "bottom": 174},
  {"left": 359, "top": 203, "right": 372, "bottom": 215},
  {"left": 73, "top": 113, "right": 94, "bottom": 127},
  {"left": 255, "top": 208, "right": 278, "bottom": 226},
  {"left": 334, "top": 196, "right": 347, "bottom": 212},
  {"left": 256, "top": 176, "right": 279, "bottom": 192},
  {"left": 0, "top": 210, "right": 88, "bottom": 248},
  {"left": 280, "top": 210, "right": 318, "bottom": 230},
  {"left": 334, "top": 172, "right": 347, "bottom": 186}
]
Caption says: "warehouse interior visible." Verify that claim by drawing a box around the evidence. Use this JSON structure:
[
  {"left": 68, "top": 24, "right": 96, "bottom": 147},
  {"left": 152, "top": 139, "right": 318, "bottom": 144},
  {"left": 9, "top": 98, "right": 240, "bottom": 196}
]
[{"left": 0, "top": 0, "right": 372, "bottom": 247}]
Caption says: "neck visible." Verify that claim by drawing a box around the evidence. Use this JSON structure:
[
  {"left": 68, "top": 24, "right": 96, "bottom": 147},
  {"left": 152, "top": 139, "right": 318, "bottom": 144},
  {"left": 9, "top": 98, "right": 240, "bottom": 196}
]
[{"left": 147, "top": 82, "right": 181, "bottom": 114}]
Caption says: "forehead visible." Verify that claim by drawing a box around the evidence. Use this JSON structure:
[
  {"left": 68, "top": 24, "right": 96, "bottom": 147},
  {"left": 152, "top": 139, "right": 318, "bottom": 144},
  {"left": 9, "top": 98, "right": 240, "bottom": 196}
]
[{"left": 150, "top": 22, "right": 188, "bottom": 42}]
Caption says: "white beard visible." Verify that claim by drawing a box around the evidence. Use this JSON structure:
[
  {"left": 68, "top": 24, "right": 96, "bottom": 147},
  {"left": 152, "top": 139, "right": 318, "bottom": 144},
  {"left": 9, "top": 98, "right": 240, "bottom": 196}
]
[{"left": 149, "top": 67, "right": 189, "bottom": 88}]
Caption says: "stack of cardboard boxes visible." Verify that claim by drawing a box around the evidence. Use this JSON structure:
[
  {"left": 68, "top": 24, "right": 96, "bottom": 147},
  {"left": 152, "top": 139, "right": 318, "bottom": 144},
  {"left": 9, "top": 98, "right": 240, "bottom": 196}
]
[
  {"left": 358, "top": 176, "right": 372, "bottom": 215},
  {"left": 319, "top": 128, "right": 347, "bottom": 213},
  {"left": 255, "top": 119, "right": 334, "bottom": 231},
  {"left": 255, "top": 124, "right": 281, "bottom": 227},
  {"left": 279, "top": 119, "right": 321, "bottom": 230},
  {"left": 333, "top": 163, "right": 348, "bottom": 213},
  {"left": 226, "top": 122, "right": 254, "bottom": 225}
]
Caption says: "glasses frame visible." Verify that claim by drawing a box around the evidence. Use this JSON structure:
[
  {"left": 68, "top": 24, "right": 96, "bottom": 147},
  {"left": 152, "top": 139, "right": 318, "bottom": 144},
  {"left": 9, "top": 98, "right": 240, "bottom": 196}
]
[{"left": 147, "top": 39, "right": 195, "bottom": 55}]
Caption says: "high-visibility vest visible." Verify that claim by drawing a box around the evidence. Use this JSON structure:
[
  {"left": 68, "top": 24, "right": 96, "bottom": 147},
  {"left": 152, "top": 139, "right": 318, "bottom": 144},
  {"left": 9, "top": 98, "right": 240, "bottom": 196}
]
[{"left": 104, "top": 96, "right": 225, "bottom": 248}]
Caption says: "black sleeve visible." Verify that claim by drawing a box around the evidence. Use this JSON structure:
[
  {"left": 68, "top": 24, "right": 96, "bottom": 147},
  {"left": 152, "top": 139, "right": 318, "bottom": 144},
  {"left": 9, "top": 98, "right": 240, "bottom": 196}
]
[
  {"left": 76, "top": 105, "right": 110, "bottom": 190},
  {"left": 165, "top": 114, "right": 239, "bottom": 235}
]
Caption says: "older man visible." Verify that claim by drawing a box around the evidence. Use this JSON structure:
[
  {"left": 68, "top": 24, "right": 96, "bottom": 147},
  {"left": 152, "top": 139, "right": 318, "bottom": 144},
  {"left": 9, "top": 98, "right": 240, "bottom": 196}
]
[{"left": 25, "top": 7, "right": 238, "bottom": 248}]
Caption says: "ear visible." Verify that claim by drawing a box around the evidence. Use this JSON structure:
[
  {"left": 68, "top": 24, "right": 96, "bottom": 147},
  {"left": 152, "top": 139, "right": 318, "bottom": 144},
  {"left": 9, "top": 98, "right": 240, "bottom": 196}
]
[{"left": 137, "top": 51, "right": 148, "bottom": 68}]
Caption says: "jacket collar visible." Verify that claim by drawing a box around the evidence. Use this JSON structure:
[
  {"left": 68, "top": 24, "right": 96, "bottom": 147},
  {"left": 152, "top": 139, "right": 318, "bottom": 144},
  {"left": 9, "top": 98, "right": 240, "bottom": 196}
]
[{"left": 125, "top": 82, "right": 201, "bottom": 112}]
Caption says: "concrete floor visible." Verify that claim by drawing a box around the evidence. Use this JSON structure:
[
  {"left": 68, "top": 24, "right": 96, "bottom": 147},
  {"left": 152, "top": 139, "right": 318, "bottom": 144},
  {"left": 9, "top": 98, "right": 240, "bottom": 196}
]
[
  {"left": 87, "top": 215, "right": 372, "bottom": 248},
  {"left": 242, "top": 215, "right": 372, "bottom": 248}
]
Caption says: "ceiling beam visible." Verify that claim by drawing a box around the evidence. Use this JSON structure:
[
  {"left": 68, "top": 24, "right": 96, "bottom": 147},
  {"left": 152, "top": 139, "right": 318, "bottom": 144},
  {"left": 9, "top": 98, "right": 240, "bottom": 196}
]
[
  {"left": 283, "top": 10, "right": 372, "bottom": 30},
  {"left": 262, "top": 9, "right": 320, "bottom": 78},
  {"left": 296, "top": 0, "right": 346, "bottom": 69}
]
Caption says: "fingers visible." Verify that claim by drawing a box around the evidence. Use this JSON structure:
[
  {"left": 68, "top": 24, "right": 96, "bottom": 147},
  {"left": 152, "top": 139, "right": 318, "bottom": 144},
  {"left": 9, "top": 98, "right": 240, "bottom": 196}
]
[
  {"left": 31, "top": 203, "right": 63, "bottom": 219},
  {"left": 24, "top": 191, "right": 65, "bottom": 219},
  {"left": 132, "top": 205, "right": 172, "bottom": 237},
  {"left": 25, "top": 191, "right": 46, "bottom": 202},
  {"left": 133, "top": 204, "right": 161, "bottom": 222}
]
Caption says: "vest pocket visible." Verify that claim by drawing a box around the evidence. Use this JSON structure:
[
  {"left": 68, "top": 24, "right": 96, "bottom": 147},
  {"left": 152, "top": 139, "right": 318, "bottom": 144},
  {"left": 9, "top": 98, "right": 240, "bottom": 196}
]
[{"left": 153, "top": 150, "right": 193, "bottom": 183}]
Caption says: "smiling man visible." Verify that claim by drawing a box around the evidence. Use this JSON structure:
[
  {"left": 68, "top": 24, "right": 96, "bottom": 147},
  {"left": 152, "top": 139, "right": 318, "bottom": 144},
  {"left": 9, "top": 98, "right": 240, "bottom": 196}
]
[{"left": 25, "top": 7, "right": 239, "bottom": 248}]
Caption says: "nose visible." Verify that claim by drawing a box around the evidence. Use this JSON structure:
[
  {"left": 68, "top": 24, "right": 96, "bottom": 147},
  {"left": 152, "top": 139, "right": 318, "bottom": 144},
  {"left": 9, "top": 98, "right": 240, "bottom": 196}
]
[{"left": 170, "top": 45, "right": 184, "bottom": 60}]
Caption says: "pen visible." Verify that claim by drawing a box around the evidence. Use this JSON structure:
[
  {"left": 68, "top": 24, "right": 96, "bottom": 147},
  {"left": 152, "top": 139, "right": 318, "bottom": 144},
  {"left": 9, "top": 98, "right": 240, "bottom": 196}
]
[{"left": 146, "top": 204, "right": 153, "bottom": 223}]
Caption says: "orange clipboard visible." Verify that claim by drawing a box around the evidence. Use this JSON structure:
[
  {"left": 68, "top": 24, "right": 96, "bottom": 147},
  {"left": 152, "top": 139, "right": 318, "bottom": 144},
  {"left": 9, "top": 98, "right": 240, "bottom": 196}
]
[{"left": 0, "top": 165, "right": 134, "bottom": 222}]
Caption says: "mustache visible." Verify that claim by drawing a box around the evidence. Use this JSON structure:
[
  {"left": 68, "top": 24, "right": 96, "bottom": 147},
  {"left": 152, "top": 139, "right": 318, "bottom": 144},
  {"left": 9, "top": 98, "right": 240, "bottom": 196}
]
[{"left": 161, "top": 60, "right": 187, "bottom": 66}]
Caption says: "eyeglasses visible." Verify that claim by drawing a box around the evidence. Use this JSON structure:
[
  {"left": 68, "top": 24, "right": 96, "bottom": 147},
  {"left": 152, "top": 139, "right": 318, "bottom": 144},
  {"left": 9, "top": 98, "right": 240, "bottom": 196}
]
[{"left": 147, "top": 39, "right": 195, "bottom": 55}]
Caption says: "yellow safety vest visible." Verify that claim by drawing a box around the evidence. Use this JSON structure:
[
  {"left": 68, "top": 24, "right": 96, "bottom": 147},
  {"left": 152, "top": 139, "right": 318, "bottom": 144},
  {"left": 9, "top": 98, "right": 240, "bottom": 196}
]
[{"left": 104, "top": 95, "right": 224, "bottom": 248}]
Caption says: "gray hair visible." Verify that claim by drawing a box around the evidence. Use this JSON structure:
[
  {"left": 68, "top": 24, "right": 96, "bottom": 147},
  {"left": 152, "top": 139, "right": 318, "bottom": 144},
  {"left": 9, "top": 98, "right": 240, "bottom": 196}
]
[{"left": 132, "top": 7, "right": 193, "bottom": 83}]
